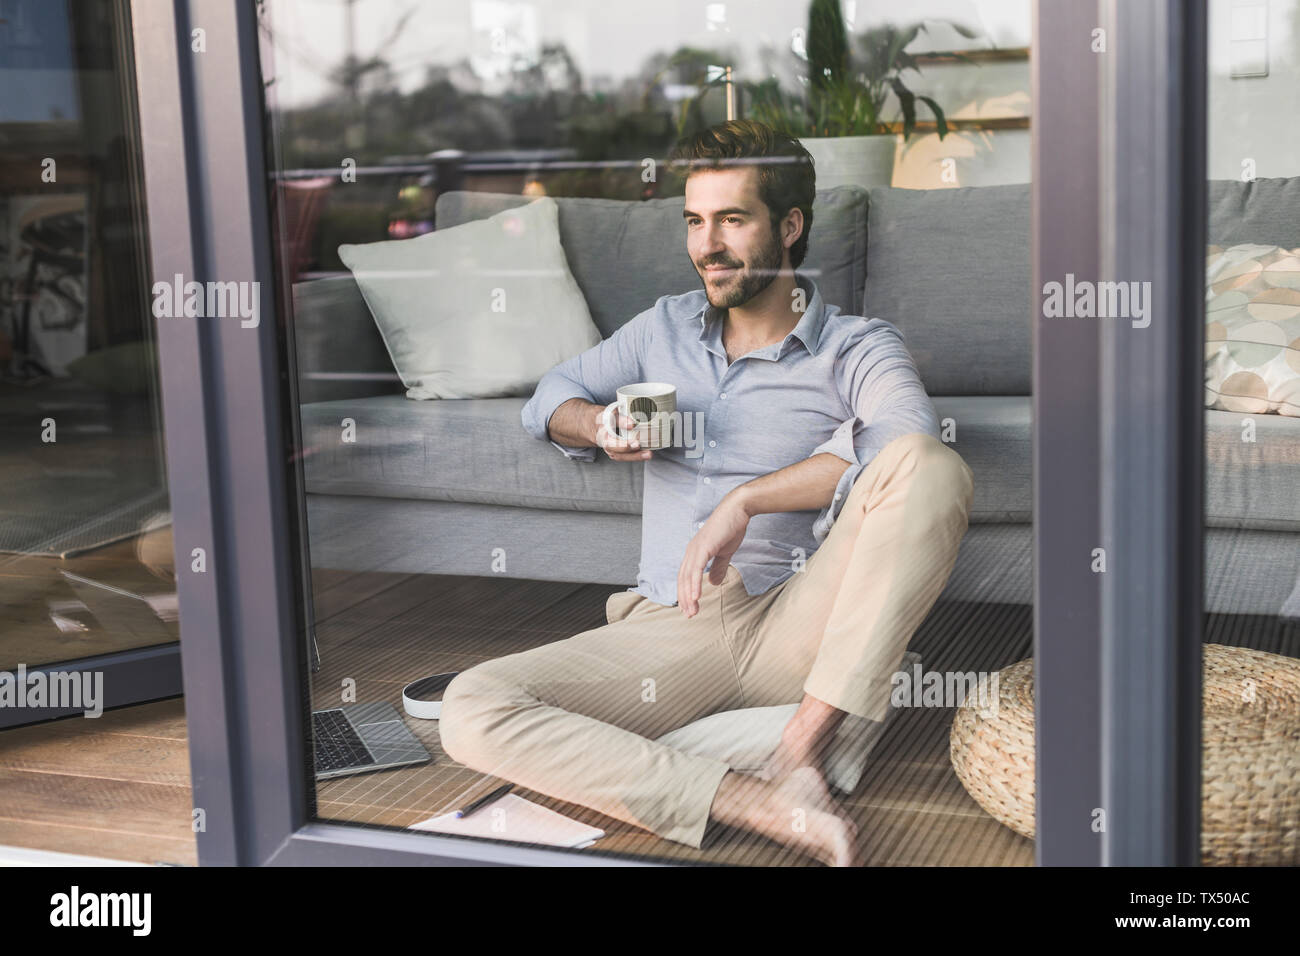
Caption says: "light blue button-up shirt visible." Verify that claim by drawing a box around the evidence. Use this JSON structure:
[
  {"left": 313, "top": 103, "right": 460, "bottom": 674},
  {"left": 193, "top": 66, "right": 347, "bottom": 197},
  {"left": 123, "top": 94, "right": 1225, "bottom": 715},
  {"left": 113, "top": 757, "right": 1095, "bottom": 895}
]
[{"left": 521, "top": 273, "right": 940, "bottom": 607}]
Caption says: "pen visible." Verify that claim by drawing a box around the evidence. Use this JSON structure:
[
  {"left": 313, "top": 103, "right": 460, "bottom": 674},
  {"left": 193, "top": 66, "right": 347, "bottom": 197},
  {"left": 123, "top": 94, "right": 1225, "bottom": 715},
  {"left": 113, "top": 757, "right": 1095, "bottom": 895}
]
[{"left": 453, "top": 783, "right": 513, "bottom": 818}]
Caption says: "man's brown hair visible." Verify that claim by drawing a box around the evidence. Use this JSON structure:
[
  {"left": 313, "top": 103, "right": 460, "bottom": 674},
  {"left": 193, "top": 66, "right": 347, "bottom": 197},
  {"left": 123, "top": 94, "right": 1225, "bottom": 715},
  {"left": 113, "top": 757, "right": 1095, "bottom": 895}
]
[{"left": 668, "top": 119, "right": 816, "bottom": 269}]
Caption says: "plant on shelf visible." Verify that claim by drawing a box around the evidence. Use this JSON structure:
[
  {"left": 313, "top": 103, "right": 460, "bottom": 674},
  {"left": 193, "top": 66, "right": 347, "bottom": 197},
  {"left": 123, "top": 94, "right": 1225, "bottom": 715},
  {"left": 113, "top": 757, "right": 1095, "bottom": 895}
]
[
  {"left": 753, "top": 1, "right": 976, "bottom": 140},
  {"left": 668, "top": 5, "right": 978, "bottom": 187}
]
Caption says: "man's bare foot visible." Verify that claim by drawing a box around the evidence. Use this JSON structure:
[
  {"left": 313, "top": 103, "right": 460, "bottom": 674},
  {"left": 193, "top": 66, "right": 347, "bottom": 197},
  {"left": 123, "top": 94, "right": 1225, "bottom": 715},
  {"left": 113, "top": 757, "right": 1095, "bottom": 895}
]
[{"left": 710, "top": 765, "right": 864, "bottom": 866}]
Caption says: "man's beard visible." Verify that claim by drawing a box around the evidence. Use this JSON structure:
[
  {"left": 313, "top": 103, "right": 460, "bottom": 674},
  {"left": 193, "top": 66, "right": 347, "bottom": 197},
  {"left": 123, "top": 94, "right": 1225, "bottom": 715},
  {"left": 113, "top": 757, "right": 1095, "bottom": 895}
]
[{"left": 699, "top": 226, "right": 785, "bottom": 310}]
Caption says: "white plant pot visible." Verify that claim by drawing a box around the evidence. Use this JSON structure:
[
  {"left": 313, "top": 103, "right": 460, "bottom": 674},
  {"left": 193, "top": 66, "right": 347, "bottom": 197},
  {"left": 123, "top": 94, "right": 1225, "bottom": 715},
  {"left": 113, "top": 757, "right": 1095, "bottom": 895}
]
[{"left": 799, "top": 134, "right": 898, "bottom": 190}]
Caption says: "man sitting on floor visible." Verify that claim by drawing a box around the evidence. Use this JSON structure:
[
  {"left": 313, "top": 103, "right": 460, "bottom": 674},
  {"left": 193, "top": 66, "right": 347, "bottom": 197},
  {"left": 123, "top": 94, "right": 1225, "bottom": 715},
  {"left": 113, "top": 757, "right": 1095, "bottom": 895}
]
[{"left": 439, "top": 119, "right": 974, "bottom": 866}]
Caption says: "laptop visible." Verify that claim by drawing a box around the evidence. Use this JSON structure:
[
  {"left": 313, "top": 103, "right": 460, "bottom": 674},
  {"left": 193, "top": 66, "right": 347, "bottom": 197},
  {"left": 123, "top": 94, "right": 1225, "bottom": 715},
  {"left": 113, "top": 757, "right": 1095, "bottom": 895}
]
[{"left": 311, "top": 702, "right": 432, "bottom": 780}]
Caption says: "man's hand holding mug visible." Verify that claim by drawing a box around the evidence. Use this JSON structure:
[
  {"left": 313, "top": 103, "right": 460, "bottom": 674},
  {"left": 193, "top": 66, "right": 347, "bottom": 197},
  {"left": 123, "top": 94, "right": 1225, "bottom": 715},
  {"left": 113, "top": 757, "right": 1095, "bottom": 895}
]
[
  {"left": 548, "top": 384, "right": 677, "bottom": 462},
  {"left": 595, "top": 405, "right": 652, "bottom": 461},
  {"left": 598, "top": 383, "right": 677, "bottom": 460}
]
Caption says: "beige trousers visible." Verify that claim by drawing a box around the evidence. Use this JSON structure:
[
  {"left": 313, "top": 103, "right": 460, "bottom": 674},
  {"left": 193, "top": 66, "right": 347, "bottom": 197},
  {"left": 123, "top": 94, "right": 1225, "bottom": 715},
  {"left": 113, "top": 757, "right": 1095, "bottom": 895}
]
[{"left": 438, "top": 432, "right": 974, "bottom": 849}]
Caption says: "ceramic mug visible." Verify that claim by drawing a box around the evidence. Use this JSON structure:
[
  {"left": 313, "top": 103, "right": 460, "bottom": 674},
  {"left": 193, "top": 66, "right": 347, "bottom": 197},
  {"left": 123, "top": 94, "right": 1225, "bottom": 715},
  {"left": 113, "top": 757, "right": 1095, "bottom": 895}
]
[{"left": 600, "top": 382, "right": 677, "bottom": 450}]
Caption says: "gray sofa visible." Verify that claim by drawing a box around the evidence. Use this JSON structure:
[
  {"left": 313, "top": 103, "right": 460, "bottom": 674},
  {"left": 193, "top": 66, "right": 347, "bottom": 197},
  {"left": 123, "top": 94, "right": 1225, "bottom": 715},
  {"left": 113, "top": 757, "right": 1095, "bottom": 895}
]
[{"left": 295, "top": 181, "right": 1300, "bottom": 619}]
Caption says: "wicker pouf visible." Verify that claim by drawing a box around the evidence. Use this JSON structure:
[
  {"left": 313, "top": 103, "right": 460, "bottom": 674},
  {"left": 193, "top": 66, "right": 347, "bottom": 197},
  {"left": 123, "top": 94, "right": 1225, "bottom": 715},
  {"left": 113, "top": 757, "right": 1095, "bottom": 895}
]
[{"left": 950, "top": 643, "right": 1300, "bottom": 866}]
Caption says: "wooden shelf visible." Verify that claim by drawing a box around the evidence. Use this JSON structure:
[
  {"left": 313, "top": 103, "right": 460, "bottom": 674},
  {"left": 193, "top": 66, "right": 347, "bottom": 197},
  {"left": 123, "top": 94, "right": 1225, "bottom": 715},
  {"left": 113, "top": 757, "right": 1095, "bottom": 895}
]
[
  {"left": 914, "top": 47, "right": 1031, "bottom": 66},
  {"left": 882, "top": 116, "right": 1030, "bottom": 135}
]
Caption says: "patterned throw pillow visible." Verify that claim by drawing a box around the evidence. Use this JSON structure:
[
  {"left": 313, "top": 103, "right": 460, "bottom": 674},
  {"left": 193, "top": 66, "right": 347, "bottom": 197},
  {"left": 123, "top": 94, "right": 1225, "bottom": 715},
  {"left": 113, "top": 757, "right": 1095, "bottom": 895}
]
[{"left": 1205, "top": 243, "right": 1300, "bottom": 416}]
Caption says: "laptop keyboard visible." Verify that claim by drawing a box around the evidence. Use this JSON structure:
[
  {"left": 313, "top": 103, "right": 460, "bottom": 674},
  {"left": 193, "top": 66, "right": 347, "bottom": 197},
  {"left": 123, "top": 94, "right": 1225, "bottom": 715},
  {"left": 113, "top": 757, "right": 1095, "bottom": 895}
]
[{"left": 313, "top": 709, "right": 375, "bottom": 774}]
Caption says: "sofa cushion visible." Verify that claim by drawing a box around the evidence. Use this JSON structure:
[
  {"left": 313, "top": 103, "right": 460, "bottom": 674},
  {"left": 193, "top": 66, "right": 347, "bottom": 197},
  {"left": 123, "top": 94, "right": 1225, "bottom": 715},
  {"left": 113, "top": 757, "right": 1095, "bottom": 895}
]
[
  {"left": 301, "top": 395, "right": 642, "bottom": 514},
  {"left": 863, "top": 184, "right": 1032, "bottom": 397},
  {"left": 1205, "top": 409, "right": 1300, "bottom": 531},
  {"left": 292, "top": 276, "right": 403, "bottom": 405},
  {"left": 435, "top": 185, "right": 870, "bottom": 338},
  {"left": 1208, "top": 178, "right": 1300, "bottom": 248},
  {"left": 931, "top": 396, "right": 1031, "bottom": 523}
]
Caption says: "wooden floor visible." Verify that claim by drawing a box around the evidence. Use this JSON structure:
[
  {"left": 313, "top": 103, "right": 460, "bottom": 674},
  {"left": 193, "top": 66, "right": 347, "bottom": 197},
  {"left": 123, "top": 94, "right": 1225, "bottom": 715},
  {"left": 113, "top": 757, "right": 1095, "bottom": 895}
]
[
  {"left": 307, "top": 569, "right": 1040, "bottom": 866},
  {"left": 0, "top": 698, "right": 195, "bottom": 865},
  {"left": 2, "top": 553, "right": 1296, "bottom": 866},
  {"left": 0, "top": 531, "right": 193, "bottom": 865}
]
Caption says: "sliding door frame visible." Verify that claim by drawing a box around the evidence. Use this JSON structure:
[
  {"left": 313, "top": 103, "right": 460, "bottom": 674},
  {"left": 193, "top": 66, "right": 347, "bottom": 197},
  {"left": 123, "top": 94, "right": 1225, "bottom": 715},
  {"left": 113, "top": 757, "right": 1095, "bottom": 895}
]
[
  {"left": 1031, "top": 0, "right": 1105, "bottom": 866},
  {"left": 1032, "top": 0, "right": 1206, "bottom": 866},
  {"left": 1098, "top": 0, "right": 1206, "bottom": 866}
]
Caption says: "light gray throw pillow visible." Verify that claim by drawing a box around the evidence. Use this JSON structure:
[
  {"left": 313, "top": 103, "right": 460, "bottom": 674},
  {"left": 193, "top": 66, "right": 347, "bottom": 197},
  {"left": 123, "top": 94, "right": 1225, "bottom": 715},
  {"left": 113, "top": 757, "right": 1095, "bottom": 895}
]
[{"left": 338, "top": 196, "right": 601, "bottom": 399}]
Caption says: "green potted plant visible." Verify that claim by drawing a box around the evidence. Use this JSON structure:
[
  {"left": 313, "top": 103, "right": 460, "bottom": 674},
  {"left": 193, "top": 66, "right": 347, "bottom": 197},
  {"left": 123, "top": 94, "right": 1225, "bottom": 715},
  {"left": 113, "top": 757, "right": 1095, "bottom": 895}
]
[{"left": 676, "top": 4, "right": 976, "bottom": 189}]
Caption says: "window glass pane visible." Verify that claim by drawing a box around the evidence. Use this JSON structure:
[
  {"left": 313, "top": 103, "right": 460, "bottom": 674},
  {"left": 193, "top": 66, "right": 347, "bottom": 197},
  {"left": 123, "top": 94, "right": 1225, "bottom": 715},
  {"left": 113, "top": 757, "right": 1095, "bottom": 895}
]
[
  {"left": 260, "top": 0, "right": 1037, "bottom": 865},
  {"left": 1202, "top": 0, "right": 1300, "bottom": 867},
  {"left": 0, "top": 0, "right": 174, "bottom": 675}
]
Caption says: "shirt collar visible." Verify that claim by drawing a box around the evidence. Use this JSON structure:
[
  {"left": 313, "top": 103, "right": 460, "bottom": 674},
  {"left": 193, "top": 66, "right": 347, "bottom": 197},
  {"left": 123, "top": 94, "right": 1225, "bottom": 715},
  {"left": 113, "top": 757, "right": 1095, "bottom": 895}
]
[{"left": 696, "top": 273, "right": 828, "bottom": 360}]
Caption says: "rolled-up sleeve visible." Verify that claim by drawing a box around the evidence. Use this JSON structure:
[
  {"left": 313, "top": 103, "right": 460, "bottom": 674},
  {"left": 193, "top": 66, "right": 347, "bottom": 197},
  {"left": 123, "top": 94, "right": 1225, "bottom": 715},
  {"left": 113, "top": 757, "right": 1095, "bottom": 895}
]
[
  {"left": 521, "top": 306, "right": 654, "bottom": 460},
  {"left": 811, "top": 322, "right": 940, "bottom": 541}
]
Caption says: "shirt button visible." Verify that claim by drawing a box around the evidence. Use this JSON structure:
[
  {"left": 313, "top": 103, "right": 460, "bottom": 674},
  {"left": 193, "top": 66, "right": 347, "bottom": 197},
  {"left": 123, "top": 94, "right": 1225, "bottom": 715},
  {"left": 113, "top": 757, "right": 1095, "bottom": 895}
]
[
  {"left": 708, "top": 440, "right": 717, "bottom": 448},
  {"left": 703, "top": 477, "right": 711, "bottom": 484},
  {"left": 719, "top": 392, "right": 727, "bottom": 399},
  {"left": 834, "top": 492, "right": 843, "bottom": 501},
  {"left": 697, "top": 521, "right": 705, "bottom": 529}
]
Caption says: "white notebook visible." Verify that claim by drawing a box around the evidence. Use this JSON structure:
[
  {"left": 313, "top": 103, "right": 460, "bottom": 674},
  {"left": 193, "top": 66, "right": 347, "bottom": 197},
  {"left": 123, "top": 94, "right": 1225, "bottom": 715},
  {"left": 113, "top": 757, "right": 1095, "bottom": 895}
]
[{"left": 410, "top": 793, "right": 605, "bottom": 849}]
